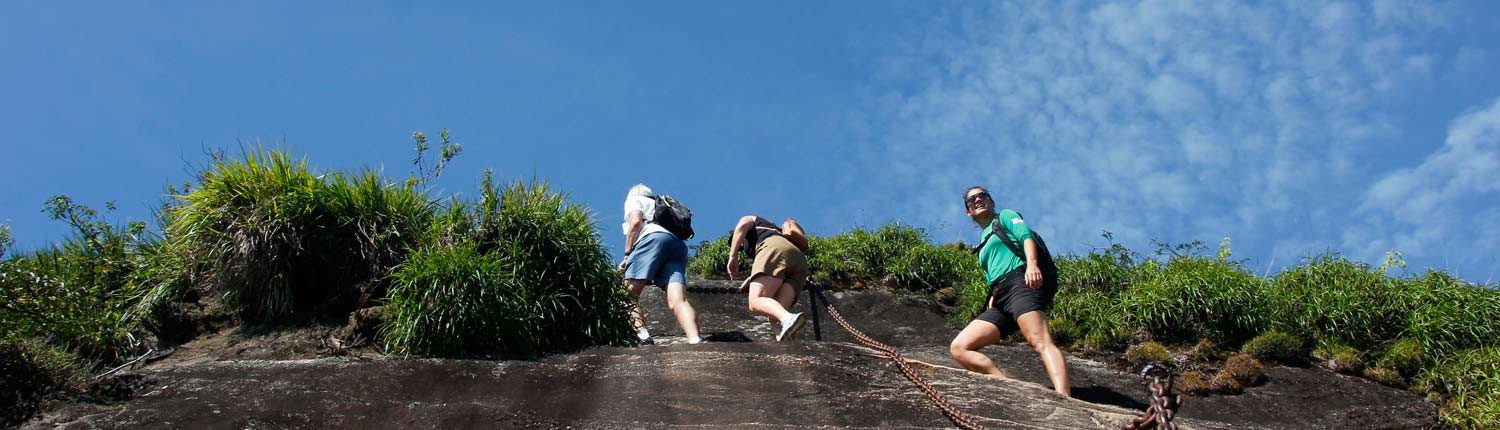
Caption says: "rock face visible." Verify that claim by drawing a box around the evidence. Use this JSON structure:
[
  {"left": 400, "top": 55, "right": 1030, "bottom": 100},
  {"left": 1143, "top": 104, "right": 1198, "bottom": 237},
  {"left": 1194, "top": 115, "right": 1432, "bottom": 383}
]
[{"left": 29, "top": 280, "right": 1434, "bottom": 429}]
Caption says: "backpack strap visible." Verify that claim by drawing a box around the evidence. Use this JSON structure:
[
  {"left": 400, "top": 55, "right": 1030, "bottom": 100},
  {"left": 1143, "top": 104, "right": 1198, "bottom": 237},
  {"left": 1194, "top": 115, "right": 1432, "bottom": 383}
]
[{"left": 980, "top": 216, "right": 1027, "bottom": 261}]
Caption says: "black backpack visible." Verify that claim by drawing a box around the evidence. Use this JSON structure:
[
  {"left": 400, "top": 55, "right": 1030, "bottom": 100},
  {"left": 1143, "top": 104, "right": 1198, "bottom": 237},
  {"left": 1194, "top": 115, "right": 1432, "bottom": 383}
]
[{"left": 650, "top": 195, "right": 694, "bottom": 240}]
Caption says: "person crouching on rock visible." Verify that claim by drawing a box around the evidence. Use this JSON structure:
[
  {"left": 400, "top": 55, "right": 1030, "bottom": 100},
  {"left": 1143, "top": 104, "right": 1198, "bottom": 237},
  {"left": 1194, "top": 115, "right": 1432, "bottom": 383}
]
[
  {"left": 619, "top": 184, "right": 703, "bottom": 345},
  {"left": 949, "top": 186, "right": 1071, "bottom": 397},
  {"left": 727, "top": 216, "right": 812, "bottom": 342}
]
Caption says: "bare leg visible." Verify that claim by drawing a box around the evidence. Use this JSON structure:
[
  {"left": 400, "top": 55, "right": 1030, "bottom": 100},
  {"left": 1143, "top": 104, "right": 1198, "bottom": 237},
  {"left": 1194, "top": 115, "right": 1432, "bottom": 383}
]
[
  {"left": 949, "top": 320, "right": 1007, "bottom": 378},
  {"left": 1017, "top": 310, "right": 1070, "bottom": 397},
  {"left": 664, "top": 282, "right": 700, "bottom": 341},
  {"left": 774, "top": 281, "right": 797, "bottom": 310},
  {"left": 625, "top": 280, "right": 648, "bottom": 330},
  {"left": 745, "top": 275, "right": 792, "bottom": 323}
]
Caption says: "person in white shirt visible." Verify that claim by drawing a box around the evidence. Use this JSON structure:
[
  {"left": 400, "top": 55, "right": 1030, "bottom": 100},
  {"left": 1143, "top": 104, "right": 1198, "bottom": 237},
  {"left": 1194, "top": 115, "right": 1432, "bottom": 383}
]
[{"left": 619, "top": 183, "right": 702, "bottom": 344}]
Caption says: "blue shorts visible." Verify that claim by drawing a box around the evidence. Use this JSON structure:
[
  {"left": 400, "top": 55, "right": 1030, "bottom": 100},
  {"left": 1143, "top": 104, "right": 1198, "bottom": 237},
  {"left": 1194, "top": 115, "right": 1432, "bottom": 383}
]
[{"left": 624, "top": 231, "right": 688, "bottom": 288}]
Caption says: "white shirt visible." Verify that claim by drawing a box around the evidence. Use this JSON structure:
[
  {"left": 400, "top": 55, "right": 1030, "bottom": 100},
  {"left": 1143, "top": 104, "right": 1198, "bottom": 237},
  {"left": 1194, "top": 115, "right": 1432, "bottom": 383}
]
[{"left": 623, "top": 194, "right": 669, "bottom": 240}]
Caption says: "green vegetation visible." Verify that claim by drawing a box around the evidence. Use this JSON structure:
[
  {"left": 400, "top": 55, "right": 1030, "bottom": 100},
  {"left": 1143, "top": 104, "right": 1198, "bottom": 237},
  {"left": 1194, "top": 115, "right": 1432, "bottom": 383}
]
[
  {"left": 1378, "top": 337, "right": 1428, "bottom": 377},
  {"left": 1216, "top": 353, "right": 1266, "bottom": 394},
  {"left": 689, "top": 224, "right": 985, "bottom": 313},
  {"left": 1417, "top": 347, "right": 1500, "bottom": 429},
  {"left": 0, "top": 338, "right": 85, "bottom": 428},
  {"left": 1042, "top": 241, "right": 1500, "bottom": 426},
  {"left": 382, "top": 175, "right": 637, "bottom": 357},
  {"left": 0, "top": 198, "right": 167, "bottom": 424},
  {"left": 168, "top": 148, "right": 432, "bottom": 322},
  {"left": 687, "top": 234, "right": 747, "bottom": 279},
  {"left": 1313, "top": 341, "right": 1364, "bottom": 374},
  {"left": 685, "top": 222, "right": 1500, "bottom": 425},
  {"left": 1125, "top": 341, "right": 1171, "bottom": 366},
  {"left": 0, "top": 135, "right": 637, "bottom": 424},
  {"left": 1122, "top": 256, "right": 1272, "bottom": 343},
  {"left": 1241, "top": 331, "right": 1305, "bottom": 363},
  {"left": 4, "top": 135, "right": 1499, "bottom": 426},
  {"left": 0, "top": 198, "right": 154, "bottom": 364},
  {"left": 1268, "top": 255, "right": 1405, "bottom": 350}
]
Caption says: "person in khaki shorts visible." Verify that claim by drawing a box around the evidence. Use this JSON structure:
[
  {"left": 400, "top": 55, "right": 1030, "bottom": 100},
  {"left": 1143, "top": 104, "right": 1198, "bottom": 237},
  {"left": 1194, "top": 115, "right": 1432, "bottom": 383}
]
[{"left": 727, "top": 215, "right": 812, "bottom": 341}]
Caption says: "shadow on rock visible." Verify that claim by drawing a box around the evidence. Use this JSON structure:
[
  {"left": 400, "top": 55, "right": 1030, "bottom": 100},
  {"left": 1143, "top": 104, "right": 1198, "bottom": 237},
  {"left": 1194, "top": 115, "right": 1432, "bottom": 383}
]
[{"left": 1073, "top": 386, "right": 1149, "bottom": 411}]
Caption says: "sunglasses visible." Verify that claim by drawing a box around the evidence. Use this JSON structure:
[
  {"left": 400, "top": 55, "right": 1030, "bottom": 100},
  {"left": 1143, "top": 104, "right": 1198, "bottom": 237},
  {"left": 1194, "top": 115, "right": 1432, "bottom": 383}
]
[{"left": 965, "top": 192, "right": 991, "bottom": 208}]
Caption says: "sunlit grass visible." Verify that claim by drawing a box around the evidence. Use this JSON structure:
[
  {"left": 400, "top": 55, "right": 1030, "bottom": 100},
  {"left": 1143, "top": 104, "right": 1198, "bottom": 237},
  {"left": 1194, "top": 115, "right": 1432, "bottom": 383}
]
[
  {"left": 166, "top": 147, "right": 431, "bottom": 322},
  {"left": 382, "top": 174, "right": 636, "bottom": 357}
]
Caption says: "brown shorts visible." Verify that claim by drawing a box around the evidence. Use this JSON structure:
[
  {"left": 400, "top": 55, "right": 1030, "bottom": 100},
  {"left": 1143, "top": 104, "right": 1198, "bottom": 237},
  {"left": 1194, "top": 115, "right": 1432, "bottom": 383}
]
[{"left": 738, "top": 235, "right": 811, "bottom": 295}]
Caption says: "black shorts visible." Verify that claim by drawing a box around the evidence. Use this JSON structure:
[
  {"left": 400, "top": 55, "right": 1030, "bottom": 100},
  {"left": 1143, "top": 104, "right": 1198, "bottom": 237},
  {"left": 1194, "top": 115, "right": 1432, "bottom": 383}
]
[{"left": 974, "top": 268, "right": 1058, "bottom": 336}]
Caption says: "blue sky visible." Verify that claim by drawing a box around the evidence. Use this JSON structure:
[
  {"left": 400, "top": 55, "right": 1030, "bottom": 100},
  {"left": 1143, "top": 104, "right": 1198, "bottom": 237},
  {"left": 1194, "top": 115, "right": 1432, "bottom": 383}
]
[{"left": 2, "top": 1, "right": 1497, "bottom": 283}]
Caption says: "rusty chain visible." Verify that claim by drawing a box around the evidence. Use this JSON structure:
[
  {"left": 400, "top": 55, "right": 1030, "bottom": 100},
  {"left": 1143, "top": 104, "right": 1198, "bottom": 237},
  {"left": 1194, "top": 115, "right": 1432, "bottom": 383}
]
[
  {"left": 810, "top": 287, "right": 988, "bottom": 430},
  {"left": 1121, "top": 363, "right": 1182, "bottom": 430},
  {"left": 685, "top": 283, "right": 742, "bottom": 294},
  {"left": 686, "top": 282, "right": 984, "bottom": 429},
  {"left": 686, "top": 281, "right": 1180, "bottom": 430}
]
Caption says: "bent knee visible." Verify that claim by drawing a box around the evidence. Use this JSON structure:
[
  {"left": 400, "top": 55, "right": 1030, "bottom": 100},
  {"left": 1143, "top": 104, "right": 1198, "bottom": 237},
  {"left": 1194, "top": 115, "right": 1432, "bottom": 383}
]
[
  {"left": 949, "top": 340, "right": 976, "bottom": 356},
  {"left": 1025, "top": 335, "right": 1057, "bottom": 353}
]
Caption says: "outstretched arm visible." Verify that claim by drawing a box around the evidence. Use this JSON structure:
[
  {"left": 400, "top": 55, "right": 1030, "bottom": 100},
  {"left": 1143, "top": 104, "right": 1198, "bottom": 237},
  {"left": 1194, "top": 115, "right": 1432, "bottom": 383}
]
[
  {"left": 726, "top": 215, "right": 757, "bottom": 280},
  {"left": 1023, "top": 238, "right": 1042, "bottom": 289},
  {"left": 619, "top": 210, "right": 645, "bottom": 271}
]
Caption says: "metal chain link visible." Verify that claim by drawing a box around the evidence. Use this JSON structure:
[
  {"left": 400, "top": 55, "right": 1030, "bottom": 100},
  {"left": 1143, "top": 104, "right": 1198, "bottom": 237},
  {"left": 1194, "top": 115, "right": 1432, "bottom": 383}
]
[
  {"left": 1121, "top": 363, "right": 1182, "bottom": 430},
  {"left": 810, "top": 288, "right": 988, "bottom": 430},
  {"left": 686, "top": 282, "right": 1180, "bottom": 430},
  {"left": 685, "top": 283, "right": 742, "bottom": 294}
]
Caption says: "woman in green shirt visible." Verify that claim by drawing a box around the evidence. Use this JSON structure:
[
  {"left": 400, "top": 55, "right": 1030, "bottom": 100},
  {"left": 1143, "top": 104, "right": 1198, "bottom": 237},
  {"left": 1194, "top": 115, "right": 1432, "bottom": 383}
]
[{"left": 949, "top": 186, "right": 1070, "bottom": 397}]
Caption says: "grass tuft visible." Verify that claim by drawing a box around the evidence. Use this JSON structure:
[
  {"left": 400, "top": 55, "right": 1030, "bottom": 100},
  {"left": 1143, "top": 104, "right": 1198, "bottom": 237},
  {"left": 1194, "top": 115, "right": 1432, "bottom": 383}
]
[
  {"left": 1125, "top": 342, "right": 1171, "bottom": 366},
  {"left": 0, "top": 338, "right": 85, "bottom": 427},
  {"left": 382, "top": 175, "right": 636, "bottom": 357},
  {"left": 1314, "top": 342, "right": 1365, "bottom": 375},
  {"left": 1241, "top": 330, "right": 1306, "bottom": 363},
  {"left": 167, "top": 147, "right": 431, "bottom": 322},
  {"left": 1416, "top": 347, "right": 1500, "bottom": 429},
  {"left": 1121, "top": 257, "right": 1270, "bottom": 343},
  {"left": 1268, "top": 255, "right": 1406, "bottom": 350},
  {"left": 1220, "top": 353, "right": 1266, "bottom": 389}
]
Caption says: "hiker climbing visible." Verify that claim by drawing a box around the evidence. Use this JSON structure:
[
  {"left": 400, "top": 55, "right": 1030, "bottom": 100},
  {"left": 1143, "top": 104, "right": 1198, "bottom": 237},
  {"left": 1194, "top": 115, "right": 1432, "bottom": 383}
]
[
  {"left": 727, "top": 215, "right": 812, "bottom": 341},
  {"left": 949, "top": 186, "right": 1071, "bottom": 397},
  {"left": 619, "top": 183, "right": 703, "bottom": 344}
]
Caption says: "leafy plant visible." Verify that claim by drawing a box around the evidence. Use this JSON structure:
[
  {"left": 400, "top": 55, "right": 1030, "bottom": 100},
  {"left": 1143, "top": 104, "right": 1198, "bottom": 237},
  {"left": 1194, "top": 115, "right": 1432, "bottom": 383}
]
[
  {"left": 0, "top": 223, "right": 11, "bottom": 260},
  {"left": 383, "top": 174, "right": 636, "bottom": 357},
  {"left": 887, "top": 243, "right": 981, "bottom": 294},
  {"left": 1125, "top": 342, "right": 1171, "bottom": 366},
  {"left": 0, "top": 338, "right": 85, "bottom": 427},
  {"left": 1402, "top": 270, "right": 1500, "bottom": 357},
  {"left": 1378, "top": 337, "right": 1428, "bottom": 377},
  {"left": 1268, "top": 255, "right": 1405, "bottom": 350},
  {"left": 1121, "top": 256, "right": 1271, "bottom": 343},
  {"left": 0, "top": 197, "right": 151, "bottom": 363},
  {"left": 687, "top": 233, "right": 744, "bottom": 279},
  {"left": 167, "top": 147, "right": 432, "bottom": 322},
  {"left": 1417, "top": 347, "right": 1500, "bottom": 429},
  {"left": 409, "top": 129, "right": 463, "bottom": 186},
  {"left": 1313, "top": 341, "right": 1364, "bottom": 374},
  {"left": 1241, "top": 330, "right": 1305, "bottom": 363}
]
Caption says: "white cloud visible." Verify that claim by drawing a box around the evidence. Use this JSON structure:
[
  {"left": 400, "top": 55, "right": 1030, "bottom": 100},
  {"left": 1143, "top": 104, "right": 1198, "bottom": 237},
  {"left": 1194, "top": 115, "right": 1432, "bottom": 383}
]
[
  {"left": 1358, "top": 97, "right": 1500, "bottom": 217},
  {"left": 840, "top": 0, "right": 1488, "bottom": 274}
]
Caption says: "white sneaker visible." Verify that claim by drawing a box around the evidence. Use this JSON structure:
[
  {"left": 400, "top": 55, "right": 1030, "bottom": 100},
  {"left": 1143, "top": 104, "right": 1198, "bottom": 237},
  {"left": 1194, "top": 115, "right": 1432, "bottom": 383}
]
[
  {"left": 637, "top": 329, "right": 652, "bottom": 341},
  {"left": 687, "top": 336, "right": 703, "bottom": 345},
  {"left": 776, "top": 313, "right": 807, "bottom": 342}
]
